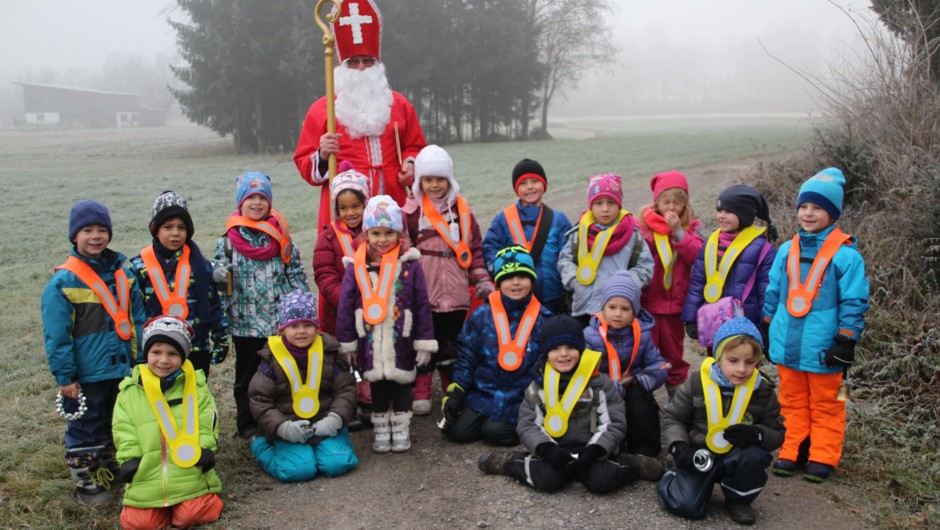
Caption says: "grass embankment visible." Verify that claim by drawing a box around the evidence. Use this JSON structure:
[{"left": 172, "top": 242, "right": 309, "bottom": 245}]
[{"left": 0, "top": 117, "right": 813, "bottom": 528}]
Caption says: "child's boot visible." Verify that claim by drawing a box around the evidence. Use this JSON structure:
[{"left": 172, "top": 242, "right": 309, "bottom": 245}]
[
  {"left": 371, "top": 412, "right": 392, "bottom": 453},
  {"left": 99, "top": 445, "right": 122, "bottom": 488},
  {"left": 726, "top": 501, "right": 756, "bottom": 525},
  {"left": 68, "top": 455, "right": 117, "bottom": 506},
  {"left": 803, "top": 461, "right": 834, "bottom": 483},
  {"left": 477, "top": 451, "right": 514, "bottom": 475},
  {"left": 390, "top": 411, "right": 413, "bottom": 452},
  {"left": 412, "top": 372, "right": 433, "bottom": 416},
  {"left": 623, "top": 453, "right": 665, "bottom": 481}
]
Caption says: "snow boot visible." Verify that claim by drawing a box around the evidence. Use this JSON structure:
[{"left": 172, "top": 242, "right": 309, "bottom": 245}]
[
  {"left": 623, "top": 453, "right": 665, "bottom": 481},
  {"left": 478, "top": 451, "right": 515, "bottom": 475},
  {"left": 390, "top": 411, "right": 413, "bottom": 453},
  {"left": 371, "top": 412, "right": 392, "bottom": 454},
  {"left": 412, "top": 372, "right": 433, "bottom": 416},
  {"left": 69, "top": 458, "right": 117, "bottom": 507}
]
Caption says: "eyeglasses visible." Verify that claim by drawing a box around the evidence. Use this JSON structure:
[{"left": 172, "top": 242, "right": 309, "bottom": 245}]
[{"left": 345, "top": 57, "right": 377, "bottom": 67}]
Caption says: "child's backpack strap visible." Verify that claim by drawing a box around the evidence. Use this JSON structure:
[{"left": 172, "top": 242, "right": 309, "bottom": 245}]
[
  {"left": 528, "top": 205, "right": 555, "bottom": 264},
  {"left": 628, "top": 230, "right": 643, "bottom": 269}
]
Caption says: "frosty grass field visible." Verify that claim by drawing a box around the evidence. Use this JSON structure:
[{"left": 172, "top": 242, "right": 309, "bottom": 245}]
[{"left": 0, "top": 115, "right": 815, "bottom": 527}]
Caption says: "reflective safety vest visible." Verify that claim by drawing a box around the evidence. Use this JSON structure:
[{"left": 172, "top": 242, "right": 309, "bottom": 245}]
[
  {"left": 56, "top": 256, "right": 133, "bottom": 340},
  {"left": 592, "top": 313, "right": 641, "bottom": 381},
  {"left": 422, "top": 195, "right": 472, "bottom": 268},
  {"left": 700, "top": 357, "right": 758, "bottom": 454},
  {"left": 354, "top": 243, "right": 401, "bottom": 325},
  {"left": 225, "top": 209, "right": 293, "bottom": 263},
  {"left": 577, "top": 210, "right": 630, "bottom": 285},
  {"left": 653, "top": 232, "right": 677, "bottom": 290},
  {"left": 489, "top": 291, "right": 541, "bottom": 372},
  {"left": 503, "top": 204, "right": 543, "bottom": 253},
  {"left": 140, "top": 244, "right": 191, "bottom": 319},
  {"left": 786, "top": 227, "right": 852, "bottom": 317},
  {"left": 330, "top": 221, "right": 355, "bottom": 259},
  {"left": 267, "top": 335, "right": 324, "bottom": 419},
  {"left": 702, "top": 225, "right": 766, "bottom": 303},
  {"left": 139, "top": 360, "right": 201, "bottom": 468},
  {"left": 542, "top": 348, "right": 602, "bottom": 438}
]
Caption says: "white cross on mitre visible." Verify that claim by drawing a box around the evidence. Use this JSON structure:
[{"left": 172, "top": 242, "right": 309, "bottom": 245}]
[{"left": 340, "top": 3, "right": 374, "bottom": 45}]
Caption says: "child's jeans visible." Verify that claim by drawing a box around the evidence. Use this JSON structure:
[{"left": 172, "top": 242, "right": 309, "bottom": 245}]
[
  {"left": 120, "top": 492, "right": 223, "bottom": 529},
  {"left": 250, "top": 429, "right": 358, "bottom": 482},
  {"left": 64, "top": 379, "right": 121, "bottom": 470},
  {"left": 657, "top": 446, "right": 772, "bottom": 520}
]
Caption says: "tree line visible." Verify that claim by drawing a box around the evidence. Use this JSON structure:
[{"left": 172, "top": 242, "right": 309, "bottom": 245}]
[{"left": 169, "top": 0, "right": 615, "bottom": 153}]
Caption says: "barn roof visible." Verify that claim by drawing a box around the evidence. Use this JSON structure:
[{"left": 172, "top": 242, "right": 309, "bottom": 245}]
[{"left": 12, "top": 82, "right": 140, "bottom": 98}]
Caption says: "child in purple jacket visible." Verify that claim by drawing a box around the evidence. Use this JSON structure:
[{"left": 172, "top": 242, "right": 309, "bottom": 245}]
[
  {"left": 336, "top": 196, "right": 437, "bottom": 454},
  {"left": 584, "top": 271, "right": 669, "bottom": 457}
]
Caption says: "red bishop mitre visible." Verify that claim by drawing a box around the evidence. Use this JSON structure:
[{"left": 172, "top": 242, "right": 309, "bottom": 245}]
[{"left": 331, "top": 0, "right": 383, "bottom": 62}]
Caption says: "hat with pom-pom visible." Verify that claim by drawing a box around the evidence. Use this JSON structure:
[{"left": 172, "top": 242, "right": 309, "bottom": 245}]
[{"left": 797, "top": 167, "right": 846, "bottom": 221}]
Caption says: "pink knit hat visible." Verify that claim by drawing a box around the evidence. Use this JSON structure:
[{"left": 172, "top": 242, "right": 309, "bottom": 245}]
[
  {"left": 650, "top": 170, "right": 689, "bottom": 200},
  {"left": 587, "top": 173, "right": 623, "bottom": 208}
]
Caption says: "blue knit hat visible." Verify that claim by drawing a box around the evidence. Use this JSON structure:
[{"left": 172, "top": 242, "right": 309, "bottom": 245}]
[
  {"left": 797, "top": 167, "right": 845, "bottom": 221},
  {"left": 236, "top": 172, "right": 273, "bottom": 209},
  {"left": 713, "top": 317, "right": 763, "bottom": 360},
  {"left": 601, "top": 270, "right": 641, "bottom": 313},
  {"left": 539, "top": 315, "right": 586, "bottom": 353},
  {"left": 492, "top": 245, "right": 537, "bottom": 285},
  {"left": 68, "top": 199, "right": 113, "bottom": 243},
  {"left": 277, "top": 290, "right": 319, "bottom": 331}
]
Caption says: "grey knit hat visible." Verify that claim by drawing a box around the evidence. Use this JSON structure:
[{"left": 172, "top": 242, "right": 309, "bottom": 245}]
[{"left": 601, "top": 270, "right": 642, "bottom": 313}]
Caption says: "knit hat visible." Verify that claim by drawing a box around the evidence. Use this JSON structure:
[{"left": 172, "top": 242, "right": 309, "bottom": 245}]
[
  {"left": 492, "top": 245, "right": 537, "bottom": 285},
  {"left": 601, "top": 270, "right": 642, "bottom": 313},
  {"left": 277, "top": 290, "right": 319, "bottom": 331},
  {"left": 713, "top": 316, "right": 763, "bottom": 361},
  {"left": 143, "top": 315, "right": 194, "bottom": 360},
  {"left": 331, "top": 163, "right": 370, "bottom": 211},
  {"left": 797, "top": 167, "right": 845, "bottom": 221},
  {"left": 538, "top": 315, "right": 586, "bottom": 353},
  {"left": 363, "top": 195, "right": 403, "bottom": 232},
  {"left": 587, "top": 173, "right": 623, "bottom": 208},
  {"left": 149, "top": 191, "right": 194, "bottom": 239},
  {"left": 716, "top": 184, "right": 778, "bottom": 241},
  {"left": 412, "top": 144, "right": 460, "bottom": 203},
  {"left": 68, "top": 199, "right": 113, "bottom": 243},
  {"left": 235, "top": 172, "right": 273, "bottom": 209},
  {"left": 650, "top": 170, "right": 689, "bottom": 201},
  {"left": 512, "top": 158, "right": 548, "bottom": 193}
]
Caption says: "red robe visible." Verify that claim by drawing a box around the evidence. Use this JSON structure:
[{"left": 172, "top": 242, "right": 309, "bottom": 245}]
[{"left": 293, "top": 91, "right": 427, "bottom": 232}]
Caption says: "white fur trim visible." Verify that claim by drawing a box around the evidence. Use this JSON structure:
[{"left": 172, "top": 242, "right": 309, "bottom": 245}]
[
  {"left": 340, "top": 341, "right": 358, "bottom": 354},
  {"left": 402, "top": 309, "right": 413, "bottom": 338},
  {"left": 360, "top": 260, "right": 416, "bottom": 385},
  {"left": 413, "top": 339, "right": 438, "bottom": 353},
  {"left": 400, "top": 247, "right": 421, "bottom": 262},
  {"left": 342, "top": 256, "right": 355, "bottom": 267},
  {"left": 354, "top": 308, "right": 366, "bottom": 337}
]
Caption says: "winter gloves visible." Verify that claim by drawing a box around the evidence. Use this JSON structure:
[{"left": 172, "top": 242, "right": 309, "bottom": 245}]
[
  {"left": 416, "top": 350, "right": 432, "bottom": 367},
  {"left": 196, "top": 448, "right": 216, "bottom": 472},
  {"left": 684, "top": 322, "right": 698, "bottom": 340},
  {"left": 473, "top": 279, "right": 495, "bottom": 300},
  {"left": 277, "top": 420, "right": 311, "bottom": 443},
  {"left": 634, "top": 371, "right": 657, "bottom": 392},
  {"left": 441, "top": 383, "right": 466, "bottom": 424},
  {"left": 759, "top": 320, "right": 771, "bottom": 356},
  {"left": 538, "top": 443, "right": 575, "bottom": 474},
  {"left": 823, "top": 335, "right": 857, "bottom": 368},
  {"left": 120, "top": 458, "right": 142, "bottom": 483},
  {"left": 723, "top": 424, "right": 763, "bottom": 448},
  {"left": 211, "top": 263, "right": 233, "bottom": 285},
  {"left": 574, "top": 444, "right": 606, "bottom": 481},
  {"left": 312, "top": 412, "right": 343, "bottom": 438},
  {"left": 210, "top": 344, "right": 229, "bottom": 365},
  {"left": 669, "top": 442, "right": 694, "bottom": 471}
]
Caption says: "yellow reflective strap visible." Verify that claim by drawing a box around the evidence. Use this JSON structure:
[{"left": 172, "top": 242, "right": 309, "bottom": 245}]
[
  {"left": 268, "top": 335, "right": 324, "bottom": 419},
  {"left": 543, "top": 349, "right": 602, "bottom": 438},
  {"left": 653, "top": 232, "right": 676, "bottom": 290},
  {"left": 703, "top": 225, "right": 766, "bottom": 303},
  {"left": 577, "top": 210, "right": 629, "bottom": 285},
  {"left": 140, "top": 361, "right": 201, "bottom": 468},
  {"left": 699, "top": 357, "right": 759, "bottom": 454}
]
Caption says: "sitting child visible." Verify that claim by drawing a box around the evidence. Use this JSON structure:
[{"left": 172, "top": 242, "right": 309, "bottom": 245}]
[
  {"left": 584, "top": 270, "right": 669, "bottom": 457},
  {"left": 112, "top": 315, "right": 223, "bottom": 529},
  {"left": 248, "top": 290, "right": 358, "bottom": 481},
  {"left": 478, "top": 315, "right": 662, "bottom": 493},
  {"left": 658, "top": 317, "right": 784, "bottom": 525}
]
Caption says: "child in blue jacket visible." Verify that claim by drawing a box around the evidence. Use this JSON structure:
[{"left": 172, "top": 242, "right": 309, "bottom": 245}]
[
  {"left": 483, "top": 159, "right": 572, "bottom": 313},
  {"left": 41, "top": 200, "right": 147, "bottom": 506},
  {"left": 584, "top": 270, "right": 668, "bottom": 457}
]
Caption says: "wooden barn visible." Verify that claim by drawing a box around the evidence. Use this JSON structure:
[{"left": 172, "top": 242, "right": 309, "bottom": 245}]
[{"left": 12, "top": 82, "right": 164, "bottom": 128}]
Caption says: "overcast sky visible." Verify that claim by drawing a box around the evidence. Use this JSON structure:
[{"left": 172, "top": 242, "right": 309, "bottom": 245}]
[{"left": 0, "top": 0, "right": 877, "bottom": 115}]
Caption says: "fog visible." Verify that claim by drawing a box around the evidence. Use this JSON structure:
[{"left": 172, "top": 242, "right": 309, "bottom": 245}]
[{"left": 0, "top": 0, "right": 876, "bottom": 122}]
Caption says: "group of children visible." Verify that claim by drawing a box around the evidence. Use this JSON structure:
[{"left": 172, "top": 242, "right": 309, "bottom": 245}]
[{"left": 42, "top": 143, "right": 869, "bottom": 526}]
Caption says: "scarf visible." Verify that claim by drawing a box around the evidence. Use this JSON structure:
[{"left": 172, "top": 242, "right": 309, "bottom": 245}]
[
  {"left": 152, "top": 238, "right": 212, "bottom": 322},
  {"left": 586, "top": 213, "right": 635, "bottom": 256},
  {"left": 283, "top": 338, "right": 310, "bottom": 374},
  {"left": 641, "top": 206, "right": 671, "bottom": 235},
  {"left": 226, "top": 211, "right": 283, "bottom": 261}
]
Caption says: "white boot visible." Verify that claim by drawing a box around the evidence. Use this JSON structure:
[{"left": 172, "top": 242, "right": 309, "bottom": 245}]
[
  {"left": 391, "top": 411, "right": 413, "bottom": 453},
  {"left": 371, "top": 412, "right": 392, "bottom": 454}
]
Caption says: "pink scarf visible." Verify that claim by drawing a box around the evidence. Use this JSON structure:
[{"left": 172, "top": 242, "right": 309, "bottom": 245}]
[
  {"left": 585, "top": 212, "right": 636, "bottom": 256},
  {"left": 227, "top": 211, "right": 283, "bottom": 261}
]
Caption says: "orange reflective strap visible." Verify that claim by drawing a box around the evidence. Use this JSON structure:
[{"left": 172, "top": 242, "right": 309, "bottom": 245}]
[
  {"left": 421, "top": 195, "right": 472, "bottom": 269},
  {"left": 225, "top": 209, "right": 293, "bottom": 263},
  {"left": 503, "top": 204, "right": 542, "bottom": 252},
  {"left": 354, "top": 243, "right": 400, "bottom": 325},
  {"left": 489, "top": 291, "right": 541, "bottom": 372},
  {"left": 595, "top": 313, "right": 641, "bottom": 380},
  {"left": 140, "top": 245, "right": 191, "bottom": 319},
  {"left": 786, "top": 227, "right": 851, "bottom": 317},
  {"left": 331, "top": 221, "right": 355, "bottom": 258},
  {"left": 56, "top": 256, "right": 133, "bottom": 340}
]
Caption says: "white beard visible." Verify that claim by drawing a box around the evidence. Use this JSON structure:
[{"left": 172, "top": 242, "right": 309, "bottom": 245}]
[{"left": 334, "top": 63, "right": 394, "bottom": 139}]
